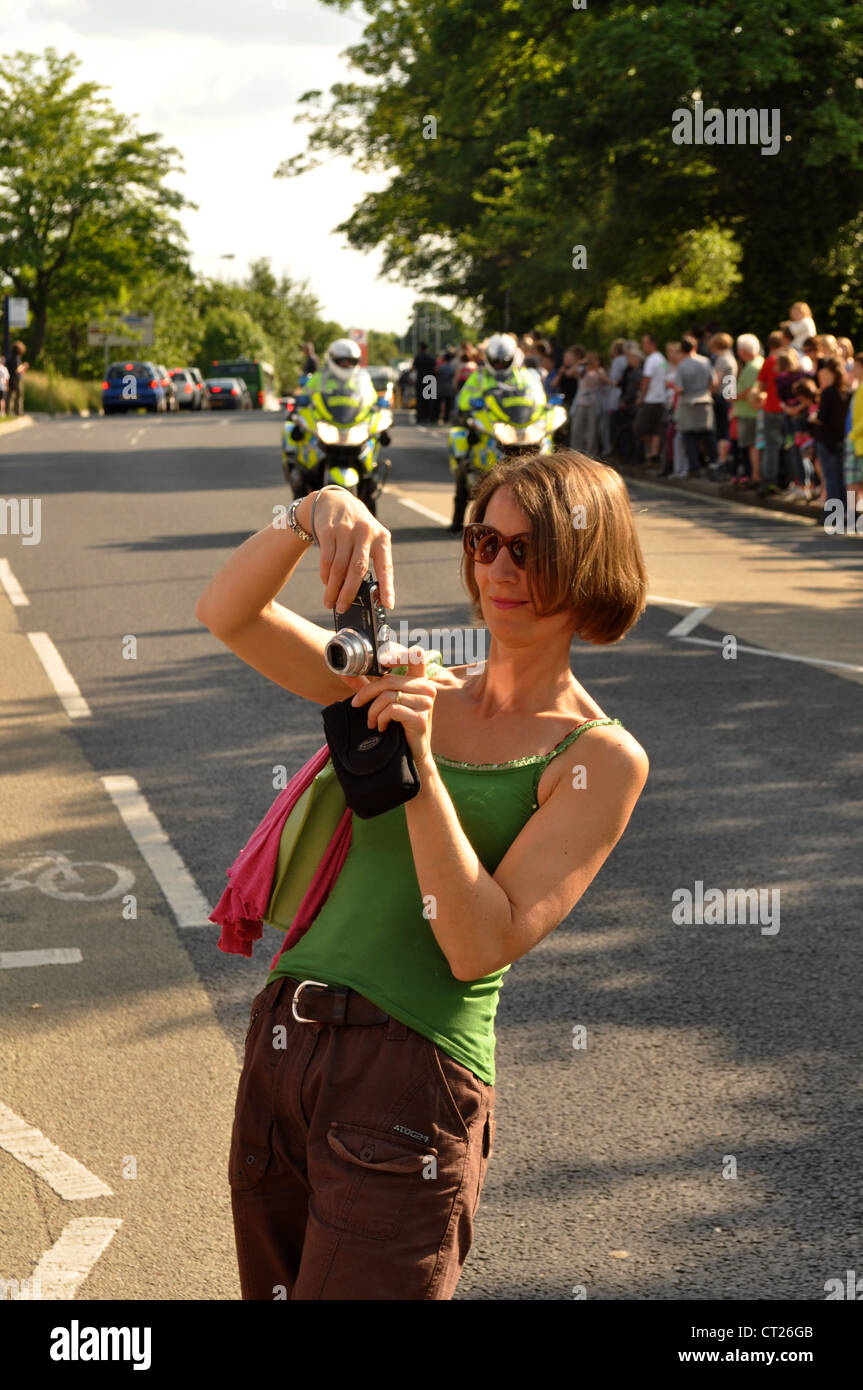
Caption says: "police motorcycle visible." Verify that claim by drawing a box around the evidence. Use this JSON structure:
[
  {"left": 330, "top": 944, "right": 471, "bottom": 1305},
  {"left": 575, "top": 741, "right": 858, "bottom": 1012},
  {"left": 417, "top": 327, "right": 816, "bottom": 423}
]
[
  {"left": 281, "top": 339, "right": 393, "bottom": 517},
  {"left": 446, "top": 334, "right": 567, "bottom": 532}
]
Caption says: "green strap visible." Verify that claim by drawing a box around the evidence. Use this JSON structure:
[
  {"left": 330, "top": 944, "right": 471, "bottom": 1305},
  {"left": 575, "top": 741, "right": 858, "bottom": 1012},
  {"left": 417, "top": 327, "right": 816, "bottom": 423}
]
[{"left": 549, "top": 717, "right": 622, "bottom": 758}]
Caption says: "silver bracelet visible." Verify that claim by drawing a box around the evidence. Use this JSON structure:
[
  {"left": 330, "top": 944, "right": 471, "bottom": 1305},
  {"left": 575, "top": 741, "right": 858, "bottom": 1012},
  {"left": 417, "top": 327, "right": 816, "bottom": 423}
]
[
  {"left": 287, "top": 496, "right": 315, "bottom": 545},
  {"left": 309, "top": 485, "right": 342, "bottom": 547}
]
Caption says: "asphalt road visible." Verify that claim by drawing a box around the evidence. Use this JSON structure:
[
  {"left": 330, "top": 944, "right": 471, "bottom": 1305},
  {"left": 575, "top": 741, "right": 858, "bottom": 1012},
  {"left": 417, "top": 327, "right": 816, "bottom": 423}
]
[{"left": 1, "top": 409, "right": 861, "bottom": 1300}]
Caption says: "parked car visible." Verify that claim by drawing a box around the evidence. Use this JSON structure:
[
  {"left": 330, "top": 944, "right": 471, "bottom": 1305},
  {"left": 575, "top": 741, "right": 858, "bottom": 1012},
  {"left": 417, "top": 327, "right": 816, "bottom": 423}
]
[
  {"left": 169, "top": 368, "right": 208, "bottom": 410},
  {"left": 204, "top": 376, "right": 253, "bottom": 410},
  {"left": 156, "top": 364, "right": 178, "bottom": 412},
  {"left": 187, "top": 367, "right": 210, "bottom": 407},
  {"left": 279, "top": 393, "right": 297, "bottom": 419},
  {"left": 101, "top": 361, "right": 168, "bottom": 415}
]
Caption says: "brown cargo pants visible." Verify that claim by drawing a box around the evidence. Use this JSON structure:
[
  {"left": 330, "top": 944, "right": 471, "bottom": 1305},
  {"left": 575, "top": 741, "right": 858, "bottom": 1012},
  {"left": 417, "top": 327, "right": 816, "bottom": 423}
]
[{"left": 229, "top": 975, "right": 495, "bottom": 1300}]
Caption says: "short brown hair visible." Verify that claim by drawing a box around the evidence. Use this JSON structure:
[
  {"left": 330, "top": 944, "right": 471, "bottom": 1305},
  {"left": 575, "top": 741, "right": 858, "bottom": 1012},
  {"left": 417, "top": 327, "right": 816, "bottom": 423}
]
[
  {"left": 460, "top": 450, "right": 647, "bottom": 644},
  {"left": 767, "top": 331, "right": 784, "bottom": 350},
  {"left": 710, "top": 332, "right": 733, "bottom": 352}
]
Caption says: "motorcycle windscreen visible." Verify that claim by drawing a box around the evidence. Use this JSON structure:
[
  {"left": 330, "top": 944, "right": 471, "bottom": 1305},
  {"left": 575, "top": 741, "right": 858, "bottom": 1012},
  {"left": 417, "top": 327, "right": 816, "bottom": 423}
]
[
  {"left": 319, "top": 388, "right": 365, "bottom": 424},
  {"left": 491, "top": 380, "right": 546, "bottom": 424}
]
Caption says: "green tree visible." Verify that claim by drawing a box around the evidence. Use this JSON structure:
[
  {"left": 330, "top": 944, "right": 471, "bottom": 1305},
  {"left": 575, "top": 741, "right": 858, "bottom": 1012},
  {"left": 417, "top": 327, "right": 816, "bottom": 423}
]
[
  {"left": 366, "top": 329, "right": 400, "bottom": 363},
  {"left": 198, "top": 305, "right": 276, "bottom": 372},
  {"left": 0, "top": 48, "right": 193, "bottom": 365},
  {"left": 277, "top": 0, "right": 863, "bottom": 339}
]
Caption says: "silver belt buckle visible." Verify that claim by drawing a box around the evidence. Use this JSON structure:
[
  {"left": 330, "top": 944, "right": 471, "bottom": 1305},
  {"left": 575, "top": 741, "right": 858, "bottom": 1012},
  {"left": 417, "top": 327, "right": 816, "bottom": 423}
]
[{"left": 291, "top": 979, "right": 331, "bottom": 1023}]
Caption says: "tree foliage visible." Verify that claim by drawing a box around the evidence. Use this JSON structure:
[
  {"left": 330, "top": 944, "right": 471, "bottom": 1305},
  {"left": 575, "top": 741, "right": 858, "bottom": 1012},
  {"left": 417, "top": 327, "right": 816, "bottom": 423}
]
[
  {"left": 277, "top": 0, "right": 863, "bottom": 338},
  {"left": 0, "top": 48, "right": 191, "bottom": 364}
]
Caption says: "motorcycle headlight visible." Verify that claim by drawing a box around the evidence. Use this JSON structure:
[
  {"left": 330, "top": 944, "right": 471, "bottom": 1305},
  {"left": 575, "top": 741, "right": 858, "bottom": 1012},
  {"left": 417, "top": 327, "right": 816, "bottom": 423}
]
[
  {"left": 550, "top": 405, "right": 568, "bottom": 431},
  {"left": 343, "top": 423, "right": 371, "bottom": 445},
  {"left": 523, "top": 420, "right": 547, "bottom": 443},
  {"left": 316, "top": 421, "right": 340, "bottom": 443},
  {"left": 377, "top": 409, "right": 393, "bottom": 431},
  {"left": 493, "top": 423, "right": 518, "bottom": 445}
]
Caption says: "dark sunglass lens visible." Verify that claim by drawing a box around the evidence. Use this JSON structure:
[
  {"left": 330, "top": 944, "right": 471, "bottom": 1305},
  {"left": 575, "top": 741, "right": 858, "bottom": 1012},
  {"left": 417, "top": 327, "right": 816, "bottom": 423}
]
[{"left": 511, "top": 539, "right": 528, "bottom": 567}]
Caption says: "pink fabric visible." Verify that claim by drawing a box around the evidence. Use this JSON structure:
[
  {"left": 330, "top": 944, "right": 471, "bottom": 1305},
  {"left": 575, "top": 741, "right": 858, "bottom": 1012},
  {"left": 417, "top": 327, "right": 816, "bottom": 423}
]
[{"left": 210, "top": 744, "right": 352, "bottom": 959}]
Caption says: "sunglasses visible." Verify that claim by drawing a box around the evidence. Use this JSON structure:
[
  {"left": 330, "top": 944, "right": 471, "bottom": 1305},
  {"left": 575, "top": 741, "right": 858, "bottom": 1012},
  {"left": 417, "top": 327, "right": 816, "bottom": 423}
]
[{"left": 463, "top": 523, "right": 530, "bottom": 568}]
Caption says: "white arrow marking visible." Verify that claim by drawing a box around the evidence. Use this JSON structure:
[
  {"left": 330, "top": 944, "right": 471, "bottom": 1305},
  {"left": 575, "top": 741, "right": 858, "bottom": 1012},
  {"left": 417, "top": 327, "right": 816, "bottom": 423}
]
[
  {"left": 0, "top": 1102, "right": 113, "bottom": 1199},
  {"left": 0, "top": 948, "right": 83, "bottom": 969},
  {"left": 667, "top": 605, "right": 714, "bottom": 637},
  {"left": 26, "top": 1218, "right": 123, "bottom": 1299},
  {"left": 678, "top": 634, "right": 863, "bottom": 674}
]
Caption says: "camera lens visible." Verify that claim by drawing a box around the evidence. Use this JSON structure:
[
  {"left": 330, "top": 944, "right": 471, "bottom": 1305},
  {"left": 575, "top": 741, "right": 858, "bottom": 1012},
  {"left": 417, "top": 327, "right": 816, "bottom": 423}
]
[{"left": 325, "top": 631, "right": 374, "bottom": 676}]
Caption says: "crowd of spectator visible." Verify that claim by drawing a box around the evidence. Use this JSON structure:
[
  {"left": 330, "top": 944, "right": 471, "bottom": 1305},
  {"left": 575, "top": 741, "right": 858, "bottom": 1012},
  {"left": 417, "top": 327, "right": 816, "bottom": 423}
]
[
  {"left": 536, "top": 306, "right": 861, "bottom": 517},
  {"left": 401, "top": 306, "right": 862, "bottom": 520}
]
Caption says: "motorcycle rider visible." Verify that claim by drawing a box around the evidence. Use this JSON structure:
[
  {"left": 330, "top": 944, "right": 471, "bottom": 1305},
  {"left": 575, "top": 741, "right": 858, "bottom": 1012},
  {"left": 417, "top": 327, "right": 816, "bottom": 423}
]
[
  {"left": 306, "top": 337, "right": 377, "bottom": 404},
  {"left": 448, "top": 333, "right": 545, "bottom": 532},
  {"left": 285, "top": 338, "right": 389, "bottom": 505}
]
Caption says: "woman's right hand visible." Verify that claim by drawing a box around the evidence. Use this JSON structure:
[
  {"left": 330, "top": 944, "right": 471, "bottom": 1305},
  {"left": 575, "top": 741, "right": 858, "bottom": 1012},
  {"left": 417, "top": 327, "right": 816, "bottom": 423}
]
[{"left": 298, "top": 487, "right": 396, "bottom": 615}]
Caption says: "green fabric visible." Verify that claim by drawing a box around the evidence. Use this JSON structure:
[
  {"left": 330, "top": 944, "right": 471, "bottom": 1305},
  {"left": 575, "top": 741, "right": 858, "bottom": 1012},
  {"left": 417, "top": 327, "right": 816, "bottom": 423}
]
[
  {"left": 266, "top": 761, "right": 347, "bottom": 931},
  {"left": 265, "top": 718, "right": 621, "bottom": 1084},
  {"left": 735, "top": 358, "right": 763, "bottom": 418}
]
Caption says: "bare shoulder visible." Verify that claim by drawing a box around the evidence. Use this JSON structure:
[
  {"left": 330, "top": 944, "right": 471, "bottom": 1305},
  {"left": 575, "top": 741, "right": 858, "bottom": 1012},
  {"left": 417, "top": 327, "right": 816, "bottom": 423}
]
[{"left": 541, "top": 720, "right": 649, "bottom": 811}]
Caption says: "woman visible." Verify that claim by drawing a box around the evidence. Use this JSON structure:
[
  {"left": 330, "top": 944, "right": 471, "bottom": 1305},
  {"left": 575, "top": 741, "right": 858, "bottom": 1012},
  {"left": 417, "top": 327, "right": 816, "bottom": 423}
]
[
  {"left": 569, "top": 352, "right": 608, "bottom": 456},
  {"left": 673, "top": 334, "right": 717, "bottom": 476},
  {"left": 709, "top": 332, "right": 737, "bottom": 469},
  {"left": 196, "top": 453, "right": 649, "bottom": 1300},
  {"left": 811, "top": 358, "right": 849, "bottom": 513}
]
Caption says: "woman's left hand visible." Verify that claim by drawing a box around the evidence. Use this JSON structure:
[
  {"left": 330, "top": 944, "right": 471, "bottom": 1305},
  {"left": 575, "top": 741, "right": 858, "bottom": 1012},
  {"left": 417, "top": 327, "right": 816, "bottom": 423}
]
[{"left": 349, "top": 645, "right": 441, "bottom": 768}]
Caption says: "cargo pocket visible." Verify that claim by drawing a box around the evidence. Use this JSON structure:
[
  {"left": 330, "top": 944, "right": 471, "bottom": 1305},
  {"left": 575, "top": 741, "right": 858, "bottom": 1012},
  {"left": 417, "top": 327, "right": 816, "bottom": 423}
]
[
  {"left": 319, "top": 1121, "right": 439, "bottom": 1241},
  {"left": 228, "top": 1010, "right": 277, "bottom": 1191},
  {"left": 424, "top": 1038, "right": 485, "bottom": 1141},
  {"left": 471, "top": 1108, "right": 495, "bottom": 1218}
]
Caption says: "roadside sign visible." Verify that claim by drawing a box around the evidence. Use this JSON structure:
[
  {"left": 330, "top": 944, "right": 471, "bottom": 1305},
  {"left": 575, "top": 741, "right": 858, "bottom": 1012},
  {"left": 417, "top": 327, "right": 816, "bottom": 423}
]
[
  {"left": 87, "top": 313, "right": 155, "bottom": 348},
  {"left": 8, "top": 298, "right": 29, "bottom": 327},
  {"left": 348, "top": 327, "right": 368, "bottom": 366}
]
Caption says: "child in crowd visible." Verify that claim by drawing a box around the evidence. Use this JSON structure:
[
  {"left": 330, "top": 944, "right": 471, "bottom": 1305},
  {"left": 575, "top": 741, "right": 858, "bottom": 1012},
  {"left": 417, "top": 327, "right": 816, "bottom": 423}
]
[{"left": 784, "top": 378, "right": 819, "bottom": 501}]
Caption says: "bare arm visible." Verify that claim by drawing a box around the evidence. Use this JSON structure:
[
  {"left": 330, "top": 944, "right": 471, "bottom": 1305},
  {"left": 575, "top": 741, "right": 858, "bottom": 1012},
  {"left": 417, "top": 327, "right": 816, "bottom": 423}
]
[
  {"left": 404, "top": 727, "right": 648, "bottom": 981},
  {"left": 194, "top": 489, "right": 396, "bottom": 706}
]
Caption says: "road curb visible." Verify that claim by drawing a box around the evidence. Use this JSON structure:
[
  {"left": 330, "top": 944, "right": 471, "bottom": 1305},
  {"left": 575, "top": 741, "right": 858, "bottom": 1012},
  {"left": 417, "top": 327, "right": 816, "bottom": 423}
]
[
  {"left": 0, "top": 416, "right": 36, "bottom": 441},
  {"left": 614, "top": 458, "right": 834, "bottom": 526}
]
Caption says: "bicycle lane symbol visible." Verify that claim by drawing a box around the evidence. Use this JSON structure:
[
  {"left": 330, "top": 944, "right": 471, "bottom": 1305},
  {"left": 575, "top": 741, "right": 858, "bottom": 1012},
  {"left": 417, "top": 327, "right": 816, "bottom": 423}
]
[{"left": 0, "top": 850, "right": 135, "bottom": 903}]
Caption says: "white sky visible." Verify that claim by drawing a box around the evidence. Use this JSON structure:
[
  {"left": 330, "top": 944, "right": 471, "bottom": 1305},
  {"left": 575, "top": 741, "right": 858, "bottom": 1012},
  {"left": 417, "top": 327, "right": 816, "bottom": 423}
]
[{"left": 4, "top": 0, "right": 419, "bottom": 333}]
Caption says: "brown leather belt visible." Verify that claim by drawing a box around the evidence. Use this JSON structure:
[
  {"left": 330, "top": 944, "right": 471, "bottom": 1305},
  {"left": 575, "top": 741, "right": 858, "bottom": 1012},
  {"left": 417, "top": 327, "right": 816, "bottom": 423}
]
[{"left": 284, "top": 976, "right": 390, "bottom": 1027}]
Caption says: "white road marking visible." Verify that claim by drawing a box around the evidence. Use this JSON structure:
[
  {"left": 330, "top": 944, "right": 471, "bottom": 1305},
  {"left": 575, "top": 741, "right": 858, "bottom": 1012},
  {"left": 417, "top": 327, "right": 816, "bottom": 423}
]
[
  {"left": 129, "top": 428, "right": 146, "bottom": 447},
  {"left": 647, "top": 594, "right": 705, "bottom": 608},
  {"left": 0, "top": 1102, "right": 113, "bottom": 1199},
  {"left": 667, "top": 605, "right": 714, "bottom": 637},
  {"left": 27, "top": 633, "right": 92, "bottom": 719},
  {"left": 101, "top": 774, "right": 212, "bottom": 927},
  {"left": 80, "top": 421, "right": 94, "bottom": 431},
  {"left": 678, "top": 634, "right": 863, "bottom": 674},
  {"left": 0, "top": 557, "right": 29, "bottom": 607},
  {"left": 219, "top": 417, "right": 229, "bottom": 427},
  {"left": 26, "top": 1218, "right": 123, "bottom": 1300},
  {"left": 0, "top": 948, "right": 82, "bottom": 969},
  {"left": 395, "top": 495, "right": 451, "bottom": 526}
]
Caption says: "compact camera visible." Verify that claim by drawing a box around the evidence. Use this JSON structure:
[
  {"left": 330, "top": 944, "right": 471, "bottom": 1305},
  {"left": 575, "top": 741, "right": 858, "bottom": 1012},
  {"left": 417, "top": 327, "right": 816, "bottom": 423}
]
[{"left": 324, "top": 570, "right": 394, "bottom": 679}]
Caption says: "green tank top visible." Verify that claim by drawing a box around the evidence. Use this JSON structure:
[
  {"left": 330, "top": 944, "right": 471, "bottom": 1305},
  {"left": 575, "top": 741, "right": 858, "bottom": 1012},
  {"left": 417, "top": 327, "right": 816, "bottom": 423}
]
[{"left": 265, "top": 718, "right": 622, "bottom": 1085}]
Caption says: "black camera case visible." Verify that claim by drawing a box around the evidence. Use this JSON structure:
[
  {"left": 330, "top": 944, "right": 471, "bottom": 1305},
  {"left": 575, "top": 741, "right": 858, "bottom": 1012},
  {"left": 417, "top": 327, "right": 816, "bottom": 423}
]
[{"left": 321, "top": 696, "right": 421, "bottom": 819}]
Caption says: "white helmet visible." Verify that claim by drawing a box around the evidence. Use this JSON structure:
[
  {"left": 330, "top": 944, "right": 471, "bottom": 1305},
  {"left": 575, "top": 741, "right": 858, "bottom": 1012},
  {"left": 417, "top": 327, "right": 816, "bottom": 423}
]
[
  {"left": 485, "top": 333, "right": 520, "bottom": 379},
  {"left": 326, "top": 338, "right": 362, "bottom": 381}
]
